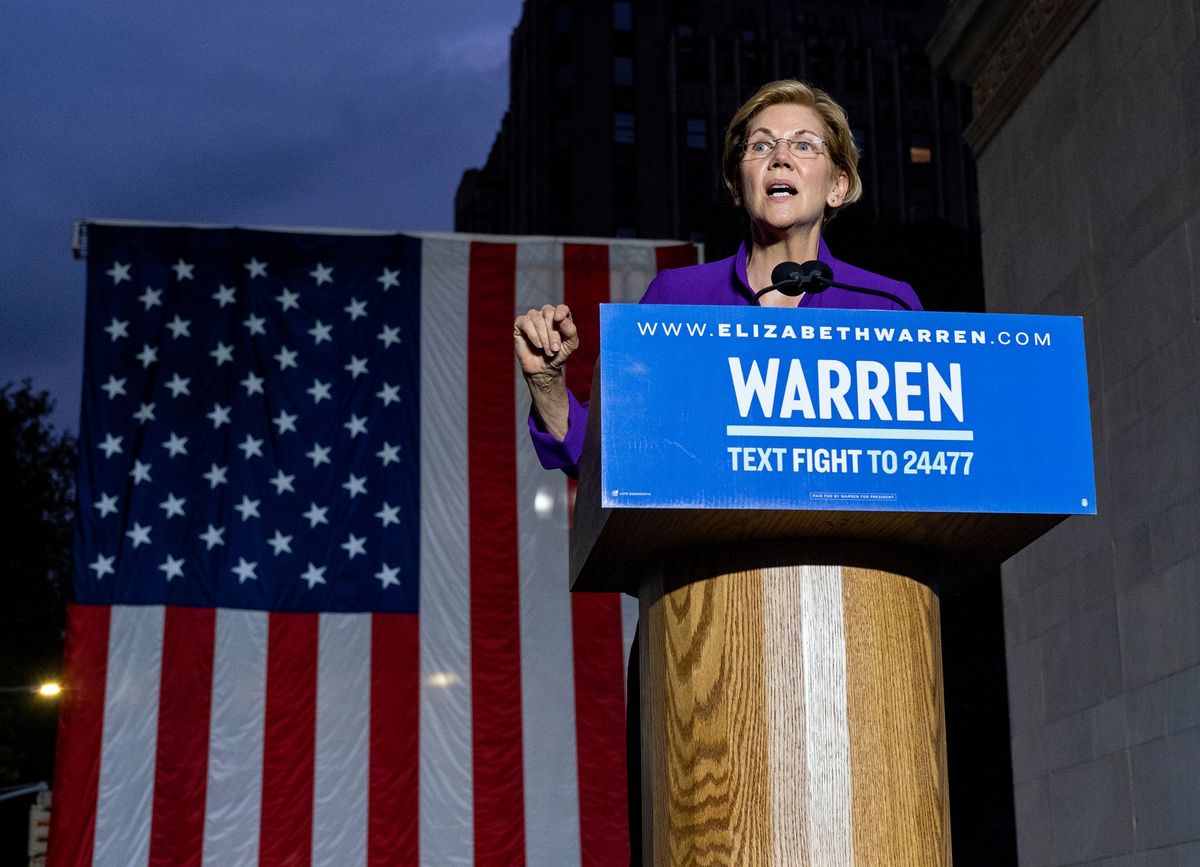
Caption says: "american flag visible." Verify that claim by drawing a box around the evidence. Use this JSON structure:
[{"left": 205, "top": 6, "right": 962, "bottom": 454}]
[{"left": 53, "top": 222, "right": 696, "bottom": 866}]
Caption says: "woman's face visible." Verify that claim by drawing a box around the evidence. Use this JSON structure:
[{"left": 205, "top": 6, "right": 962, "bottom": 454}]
[{"left": 735, "top": 103, "right": 849, "bottom": 238}]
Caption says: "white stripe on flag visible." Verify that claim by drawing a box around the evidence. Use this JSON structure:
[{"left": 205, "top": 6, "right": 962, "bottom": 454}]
[
  {"left": 94, "top": 604, "right": 163, "bottom": 867},
  {"left": 313, "top": 613, "right": 371, "bottom": 867},
  {"left": 515, "top": 240, "right": 583, "bottom": 865},
  {"left": 202, "top": 608, "right": 268, "bottom": 867},
  {"left": 419, "top": 238, "right": 474, "bottom": 865}
]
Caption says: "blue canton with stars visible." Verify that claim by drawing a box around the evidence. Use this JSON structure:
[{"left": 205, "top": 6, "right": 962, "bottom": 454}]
[{"left": 75, "top": 224, "right": 420, "bottom": 614}]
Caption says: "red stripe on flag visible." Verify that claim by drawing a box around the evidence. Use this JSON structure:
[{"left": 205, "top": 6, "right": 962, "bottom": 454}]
[
  {"left": 47, "top": 604, "right": 111, "bottom": 867},
  {"left": 259, "top": 612, "right": 318, "bottom": 867},
  {"left": 655, "top": 243, "right": 698, "bottom": 273},
  {"left": 563, "top": 243, "right": 631, "bottom": 864},
  {"left": 368, "top": 612, "right": 419, "bottom": 866},
  {"left": 148, "top": 606, "right": 215, "bottom": 867},
  {"left": 467, "top": 241, "right": 527, "bottom": 865}
]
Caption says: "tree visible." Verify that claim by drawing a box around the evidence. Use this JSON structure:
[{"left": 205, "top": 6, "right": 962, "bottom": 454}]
[{"left": 0, "top": 381, "right": 75, "bottom": 858}]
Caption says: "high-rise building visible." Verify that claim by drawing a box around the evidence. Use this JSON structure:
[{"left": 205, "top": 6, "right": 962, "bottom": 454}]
[{"left": 457, "top": 0, "right": 977, "bottom": 260}]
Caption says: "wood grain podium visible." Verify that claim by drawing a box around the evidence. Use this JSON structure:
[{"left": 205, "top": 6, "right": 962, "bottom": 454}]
[{"left": 570, "top": 368, "right": 1071, "bottom": 866}]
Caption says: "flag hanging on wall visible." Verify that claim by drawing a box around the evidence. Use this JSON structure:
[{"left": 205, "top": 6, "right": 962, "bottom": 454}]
[{"left": 53, "top": 222, "right": 697, "bottom": 866}]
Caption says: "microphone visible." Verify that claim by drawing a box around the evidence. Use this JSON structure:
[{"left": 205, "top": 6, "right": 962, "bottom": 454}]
[
  {"left": 754, "top": 260, "right": 829, "bottom": 299},
  {"left": 754, "top": 259, "right": 912, "bottom": 310}
]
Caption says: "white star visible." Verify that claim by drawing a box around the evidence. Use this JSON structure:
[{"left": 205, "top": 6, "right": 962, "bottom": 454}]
[
  {"left": 101, "top": 376, "right": 127, "bottom": 399},
  {"left": 307, "top": 379, "right": 331, "bottom": 403},
  {"left": 106, "top": 262, "right": 131, "bottom": 285},
  {"left": 207, "top": 403, "right": 231, "bottom": 428},
  {"left": 90, "top": 553, "right": 116, "bottom": 579},
  {"left": 306, "top": 443, "right": 331, "bottom": 467},
  {"left": 163, "top": 432, "right": 189, "bottom": 456},
  {"left": 276, "top": 288, "right": 300, "bottom": 311},
  {"left": 166, "top": 315, "right": 191, "bottom": 338},
  {"left": 341, "top": 534, "right": 366, "bottom": 559},
  {"left": 130, "top": 460, "right": 152, "bottom": 485},
  {"left": 159, "top": 555, "right": 185, "bottom": 581},
  {"left": 376, "top": 383, "right": 401, "bottom": 406},
  {"left": 126, "top": 522, "right": 152, "bottom": 548},
  {"left": 94, "top": 492, "right": 119, "bottom": 517},
  {"left": 234, "top": 495, "right": 261, "bottom": 521},
  {"left": 308, "top": 320, "right": 333, "bottom": 344},
  {"left": 273, "top": 410, "right": 298, "bottom": 435},
  {"left": 138, "top": 286, "right": 162, "bottom": 309},
  {"left": 274, "top": 346, "right": 298, "bottom": 370},
  {"left": 376, "top": 442, "right": 401, "bottom": 466},
  {"left": 377, "top": 325, "right": 401, "bottom": 347},
  {"left": 343, "top": 474, "right": 367, "bottom": 498},
  {"left": 377, "top": 268, "right": 400, "bottom": 290},
  {"left": 302, "top": 502, "right": 329, "bottom": 527},
  {"left": 344, "top": 356, "right": 368, "bottom": 379},
  {"left": 212, "top": 284, "right": 237, "bottom": 307},
  {"left": 136, "top": 344, "right": 158, "bottom": 368},
  {"left": 240, "top": 372, "right": 265, "bottom": 395},
  {"left": 344, "top": 298, "right": 368, "bottom": 320},
  {"left": 269, "top": 469, "right": 295, "bottom": 494},
  {"left": 159, "top": 493, "right": 186, "bottom": 518},
  {"left": 244, "top": 313, "right": 267, "bottom": 336},
  {"left": 344, "top": 415, "right": 368, "bottom": 438},
  {"left": 232, "top": 558, "right": 258, "bottom": 583},
  {"left": 200, "top": 524, "right": 225, "bottom": 550},
  {"left": 98, "top": 433, "right": 123, "bottom": 458},
  {"left": 210, "top": 341, "right": 234, "bottom": 365},
  {"left": 267, "top": 530, "right": 293, "bottom": 556},
  {"left": 244, "top": 257, "right": 268, "bottom": 279},
  {"left": 310, "top": 262, "right": 334, "bottom": 285},
  {"left": 238, "top": 434, "right": 264, "bottom": 460},
  {"left": 203, "top": 463, "right": 228, "bottom": 488},
  {"left": 104, "top": 318, "right": 129, "bottom": 341},
  {"left": 134, "top": 402, "right": 156, "bottom": 423},
  {"left": 165, "top": 373, "right": 191, "bottom": 398},
  {"left": 172, "top": 259, "right": 195, "bottom": 281},
  {"left": 375, "top": 502, "right": 401, "bottom": 527},
  {"left": 375, "top": 564, "right": 401, "bottom": 589},
  {"left": 300, "top": 562, "right": 327, "bottom": 589}
]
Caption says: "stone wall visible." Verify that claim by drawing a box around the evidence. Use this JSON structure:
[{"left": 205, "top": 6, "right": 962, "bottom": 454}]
[{"left": 969, "top": 0, "right": 1200, "bottom": 862}]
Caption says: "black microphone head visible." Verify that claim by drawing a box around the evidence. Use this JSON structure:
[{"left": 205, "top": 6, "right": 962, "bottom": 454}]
[
  {"left": 770, "top": 261, "right": 806, "bottom": 296},
  {"left": 796, "top": 259, "right": 833, "bottom": 293}
]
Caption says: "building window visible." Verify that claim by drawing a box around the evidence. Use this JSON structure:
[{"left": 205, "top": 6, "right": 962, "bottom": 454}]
[
  {"left": 613, "top": 2, "right": 632, "bottom": 31},
  {"left": 614, "top": 113, "right": 635, "bottom": 144},
  {"left": 613, "top": 56, "right": 633, "bottom": 86},
  {"left": 685, "top": 117, "right": 707, "bottom": 150},
  {"left": 555, "top": 5, "right": 570, "bottom": 34},
  {"left": 909, "top": 132, "right": 932, "bottom": 164},
  {"left": 557, "top": 63, "right": 572, "bottom": 89}
]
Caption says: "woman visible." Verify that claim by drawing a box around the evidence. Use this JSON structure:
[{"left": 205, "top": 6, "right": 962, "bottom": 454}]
[
  {"left": 512, "top": 79, "right": 922, "bottom": 862},
  {"left": 514, "top": 79, "right": 921, "bottom": 472}
]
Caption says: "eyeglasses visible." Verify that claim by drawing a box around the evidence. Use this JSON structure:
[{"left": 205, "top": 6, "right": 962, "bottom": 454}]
[{"left": 742, "top": 135, "right": 827, "bottom": 160}]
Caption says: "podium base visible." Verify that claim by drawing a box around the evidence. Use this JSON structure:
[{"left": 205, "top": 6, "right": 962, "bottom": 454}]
[{"left": 638, "top": 541, "right": 952, "bottom": 866}]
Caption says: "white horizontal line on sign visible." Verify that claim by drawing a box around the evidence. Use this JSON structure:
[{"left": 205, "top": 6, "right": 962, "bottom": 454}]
[{"left": 725, "top": 425, "right": 975, "bottom": 441}]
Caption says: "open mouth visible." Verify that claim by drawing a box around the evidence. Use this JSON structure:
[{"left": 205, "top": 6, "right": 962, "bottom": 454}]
[{"left": 767, "top": 183, "right": 797, "bottom": 198}]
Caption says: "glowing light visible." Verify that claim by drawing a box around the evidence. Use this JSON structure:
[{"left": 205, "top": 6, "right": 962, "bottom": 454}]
[
  {"left": 534, "top": 487, "right": 555, "bottom": 518},
  {"left": 426, "top": 672, "right": 459, "bottom": 688},
  {"left": 38, "top": 682, "right": 62, "bottom": 698}
]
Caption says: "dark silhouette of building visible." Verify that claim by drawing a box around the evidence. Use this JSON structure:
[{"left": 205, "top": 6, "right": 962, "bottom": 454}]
[{"left": 457, "top": 0, "right": 977, "bottom": 258}]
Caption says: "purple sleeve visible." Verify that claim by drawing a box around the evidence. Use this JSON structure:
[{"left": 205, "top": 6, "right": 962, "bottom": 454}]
[{"left": 527, "top": 389, "right": 588, "bottom": 479}]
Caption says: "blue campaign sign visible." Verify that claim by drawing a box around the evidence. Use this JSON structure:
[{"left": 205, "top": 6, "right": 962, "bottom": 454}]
[{"left": 599, "top": 304, "right": 1097, "bottom": 515}]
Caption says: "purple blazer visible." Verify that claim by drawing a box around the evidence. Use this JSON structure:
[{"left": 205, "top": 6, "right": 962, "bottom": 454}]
[{"left": 530, "top": 239, "right": 922, "bottom": 475}]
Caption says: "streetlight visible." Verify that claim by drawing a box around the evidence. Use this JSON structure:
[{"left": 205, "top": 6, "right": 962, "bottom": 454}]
[{"left": 0, "top": 682, "right": 62, "bottom": 697}]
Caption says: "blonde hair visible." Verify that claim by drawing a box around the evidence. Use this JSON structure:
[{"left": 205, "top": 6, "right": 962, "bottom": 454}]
[{"left": 721, "top": 79, "right": 862, "bottom": 221}]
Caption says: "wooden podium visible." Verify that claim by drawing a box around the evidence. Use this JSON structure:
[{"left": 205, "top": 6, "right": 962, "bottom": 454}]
[{"left": 569, "top": 303, "right": 1094, "bottom": 864}]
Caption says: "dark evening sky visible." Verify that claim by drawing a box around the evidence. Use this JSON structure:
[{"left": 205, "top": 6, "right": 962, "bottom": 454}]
[{"left": 1, "top": 0, "right": 523, "bottom": 431}]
